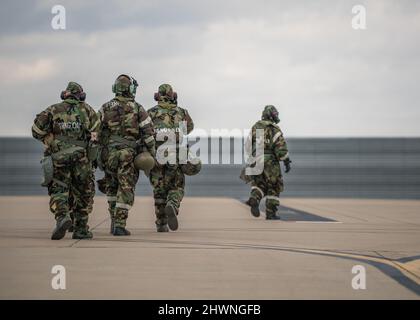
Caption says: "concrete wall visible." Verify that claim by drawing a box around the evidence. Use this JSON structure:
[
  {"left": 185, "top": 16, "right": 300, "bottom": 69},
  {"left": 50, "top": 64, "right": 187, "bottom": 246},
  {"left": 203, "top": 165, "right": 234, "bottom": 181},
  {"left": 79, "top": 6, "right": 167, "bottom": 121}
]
[{"left": 1, "top": 138, "right": 419, "bottom": 199}]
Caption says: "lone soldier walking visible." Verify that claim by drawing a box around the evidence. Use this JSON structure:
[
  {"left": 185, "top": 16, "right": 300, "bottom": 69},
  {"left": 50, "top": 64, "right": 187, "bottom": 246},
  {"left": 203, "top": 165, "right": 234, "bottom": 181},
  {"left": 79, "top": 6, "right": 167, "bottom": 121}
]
[
  {"left": 148, "top": 84, "right": 196, "bottom": 232},
  {"left": 32, "top": 82, "right": 99, "bottom": 240},
  {"left": 241, "top": 105, "right": 292, "bottom": 220},
  {"left": 97, "top": 74, "right": 155, "bottom": 236}
]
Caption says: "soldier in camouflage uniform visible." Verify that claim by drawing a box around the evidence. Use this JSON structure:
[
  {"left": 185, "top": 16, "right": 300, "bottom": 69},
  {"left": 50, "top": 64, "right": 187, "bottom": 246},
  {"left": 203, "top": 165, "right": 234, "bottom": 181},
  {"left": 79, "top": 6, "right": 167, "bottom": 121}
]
[
  {"left": 148, "top": 84, "right": 194, "bottom": 232},
  {"left": 240, "top": 105, "right": 292, "bottom": 220},
  {"left": 32, "top": 82, "right": 99, "bottom": 240},
  {"left": 97, "top": 74, "right": 155, "bottom": 236}
]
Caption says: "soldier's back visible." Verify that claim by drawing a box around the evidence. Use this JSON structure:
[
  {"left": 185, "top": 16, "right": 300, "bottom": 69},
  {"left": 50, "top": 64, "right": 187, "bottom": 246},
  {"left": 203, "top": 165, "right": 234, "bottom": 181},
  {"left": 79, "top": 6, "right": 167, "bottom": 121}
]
[{"left": 101, "top": 97, "right": 141, "bottom": 141}]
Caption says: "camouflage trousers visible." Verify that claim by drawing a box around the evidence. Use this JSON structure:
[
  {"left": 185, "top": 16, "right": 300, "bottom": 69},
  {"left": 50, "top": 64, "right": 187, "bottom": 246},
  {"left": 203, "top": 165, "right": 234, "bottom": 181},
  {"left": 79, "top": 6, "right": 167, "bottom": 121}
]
[
  {"left": 149, "top": 164, "right": 185, "bottom": 226},
  {"left": 47, "top": 158, "right": 95, "bottom": 230},
  {"left": 248, "top": 160, "right": 283, "bottom": 217},
  {"left": 105, "top": 147, "right": 139, "bottom": 228}
]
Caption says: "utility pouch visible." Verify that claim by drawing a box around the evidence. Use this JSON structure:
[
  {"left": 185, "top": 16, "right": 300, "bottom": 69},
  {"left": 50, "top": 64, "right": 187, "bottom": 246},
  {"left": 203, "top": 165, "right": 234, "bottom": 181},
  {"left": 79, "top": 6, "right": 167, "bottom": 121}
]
[
  {"left": 40, "top": 155, "right": 54, "bottom": 187},
  {"left": 87, "top": 142, "right": 99, "bottom": 162},
  {"left": 51, "top": 146, "right": 85, "bottom": 165}
]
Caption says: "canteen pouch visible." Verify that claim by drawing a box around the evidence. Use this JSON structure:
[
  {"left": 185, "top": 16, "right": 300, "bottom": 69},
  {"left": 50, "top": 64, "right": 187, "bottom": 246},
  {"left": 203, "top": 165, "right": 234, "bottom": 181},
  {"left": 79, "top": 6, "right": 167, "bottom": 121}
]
[{"left": 87, "top": 142, "right": 99, "bottom": 162}]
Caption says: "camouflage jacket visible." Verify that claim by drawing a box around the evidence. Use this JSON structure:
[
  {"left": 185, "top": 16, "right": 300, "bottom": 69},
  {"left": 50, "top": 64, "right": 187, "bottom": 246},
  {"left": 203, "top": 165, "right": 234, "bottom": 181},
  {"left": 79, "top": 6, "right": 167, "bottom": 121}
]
[
  {"left": 32, "top": 99, "right": 99, "bottom": 155},
  {"left": 246, "top": 120, "right": 289, "bottom": 163},
  {"left": 98, "top": 96, "right": 155, "bottom": 154},
  {"left": 147, "top": 101, "right": 194, "bottom": 149}
]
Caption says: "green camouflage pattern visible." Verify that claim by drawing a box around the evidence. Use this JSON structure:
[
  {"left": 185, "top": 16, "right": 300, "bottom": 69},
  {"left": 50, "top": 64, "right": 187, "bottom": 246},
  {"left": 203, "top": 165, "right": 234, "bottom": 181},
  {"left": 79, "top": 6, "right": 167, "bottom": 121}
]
[
  {"left": 149, "top": 164, "right": 185, "bottom": 225},
  {"left": 241, "top": 114, "right": 289, "bottom": 218},
  {"left": 113, "top": 75, "right": 135, "bottom": 97},
  {"left": 158, "top": 83, "right": 174, "bottom": 98},
  {"left": 98, "top": 96, "right": 155, "bottom": 152},
  {"left": 147, "top": 95, "right": 194, "bottom": 226},
  {"left": 32, "top": 99, "right": 99, "bottom": 150},
  {"left": 66, "top": 82, "right": 83, "bottom": 94},
  {"left": 148, "top": 99, "right": 193, "bottom": 146},
  {"left": 32, "top": 98, "right": 99, "bottom": 233},
  {"left": 48, "top": 158, "right": 95, "bottom": 228},
  {"left": 98, "top": 95, "right": 155, "bottom": 228},
  {"left": 262, "top": 105, "right": 280, "bottom": 124},
  {"left": 104, "top": 148, "right": 139, "bottom": 227}
]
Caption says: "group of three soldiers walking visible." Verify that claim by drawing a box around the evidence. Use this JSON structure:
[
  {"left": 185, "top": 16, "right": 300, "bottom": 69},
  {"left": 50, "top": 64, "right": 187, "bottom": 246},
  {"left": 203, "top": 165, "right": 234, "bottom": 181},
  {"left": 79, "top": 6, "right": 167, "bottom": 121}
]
[{"left": 32, "top": 75, "right": 291, "bottom": 240}]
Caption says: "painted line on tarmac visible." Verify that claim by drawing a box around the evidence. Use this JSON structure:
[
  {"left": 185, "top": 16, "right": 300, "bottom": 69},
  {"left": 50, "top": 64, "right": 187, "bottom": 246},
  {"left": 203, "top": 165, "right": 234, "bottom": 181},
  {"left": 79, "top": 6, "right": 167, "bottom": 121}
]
[
  {"left": 294, "top": 221, "right": 343, "bottom": 224},
  {"left": 246, "top": 245, "right": 420, "bottom": 295},
  {"left": 81, "top": 234, "right": 420, "bottom": 295}
]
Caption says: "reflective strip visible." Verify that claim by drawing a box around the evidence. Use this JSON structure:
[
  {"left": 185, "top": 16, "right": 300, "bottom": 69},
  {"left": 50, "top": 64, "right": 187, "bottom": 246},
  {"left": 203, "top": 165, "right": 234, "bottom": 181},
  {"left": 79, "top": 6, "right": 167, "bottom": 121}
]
[
  {"left": 107, "top": 196, "right": 117, "bottom": 202},
  {"left": 251, "top": 186, "right": 264, "bottom": 197},
  {"left": 140, "top": 116, "right": 152, "bottom": 127},
  {"left": 115, "top": 202, "right": 131, "bottom": 210},
  {"left": 265, "top": 195, "right": 280, "bottom": 202},
  {"left": 279, "top": 152, "right": 289, "bottom": 161},
  {"left": 32, "top": 123, "right": 48, "bottom": 136},
  {"left": 144, "top": 136, "right": 154, "bottom": 144},
  {"left": 272, "top": 131, "right": 282, "bottom": 144}
]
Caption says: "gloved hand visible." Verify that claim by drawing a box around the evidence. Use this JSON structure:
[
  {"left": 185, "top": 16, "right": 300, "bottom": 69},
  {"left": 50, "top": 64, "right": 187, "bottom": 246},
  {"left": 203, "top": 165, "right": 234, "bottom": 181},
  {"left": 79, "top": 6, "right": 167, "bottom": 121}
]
[{"left": 283, "top": 158, "right": 292, "bottom": 173}]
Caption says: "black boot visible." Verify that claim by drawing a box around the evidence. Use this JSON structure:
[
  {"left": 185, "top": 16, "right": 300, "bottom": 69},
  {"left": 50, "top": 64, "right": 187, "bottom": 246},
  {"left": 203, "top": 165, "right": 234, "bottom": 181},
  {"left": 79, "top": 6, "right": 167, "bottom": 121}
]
[
  {"left": 72, "top": 215, "right": 93, "bottom": 239},
  {"left": 72, "top": 227, "right": 93, "bottom": 239},
  {"left": 248, "top": 198, "right": 260, "bottom": 217},
  {"left": 156, "top": 224, "right": 169, "bottom": 232},
  {"left": 113, "top": 226, "right": 131, "bottom": 236},
  {"left": 51, "top": 214, "right": 72, "bottom": 240},
  {"left": 110, "top": 218, "right": 115, "bottom": 234},
  {"left": 164, "top": 205, "right": 178, "bottom": 231}
]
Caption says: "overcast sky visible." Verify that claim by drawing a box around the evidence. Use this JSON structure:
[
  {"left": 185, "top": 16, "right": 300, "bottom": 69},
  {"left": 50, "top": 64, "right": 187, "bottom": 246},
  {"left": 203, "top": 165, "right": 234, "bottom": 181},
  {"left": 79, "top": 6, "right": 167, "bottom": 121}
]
[{"left": 0, "top": 0, "right": 419, "bottom": 137}]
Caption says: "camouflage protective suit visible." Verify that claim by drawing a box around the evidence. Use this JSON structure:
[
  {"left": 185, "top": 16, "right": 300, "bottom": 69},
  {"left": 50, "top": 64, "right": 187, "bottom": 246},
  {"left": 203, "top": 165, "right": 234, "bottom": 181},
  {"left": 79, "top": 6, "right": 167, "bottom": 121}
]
[
  {"left": 31, "top": 82, "right": 99, "bottom": 239},
  {"left": 148, "top": 84, "right": 194, "bottom": 231},
  {"left": 241, "top": 105, "right": 290, "bottom": 219},
  {"left": 98, "top": 75, "right": 155, "bottom": 234}
]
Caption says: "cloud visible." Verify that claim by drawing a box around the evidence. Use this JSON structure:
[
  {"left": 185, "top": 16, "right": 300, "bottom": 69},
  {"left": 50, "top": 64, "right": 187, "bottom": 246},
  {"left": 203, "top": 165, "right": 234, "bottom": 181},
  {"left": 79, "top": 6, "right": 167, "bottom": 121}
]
[
  {"left": 0, "top": 58, "right": 57, "bottom": 84},
  {"left": 0, "top": 0, "right": 419, "bottom": 137}
]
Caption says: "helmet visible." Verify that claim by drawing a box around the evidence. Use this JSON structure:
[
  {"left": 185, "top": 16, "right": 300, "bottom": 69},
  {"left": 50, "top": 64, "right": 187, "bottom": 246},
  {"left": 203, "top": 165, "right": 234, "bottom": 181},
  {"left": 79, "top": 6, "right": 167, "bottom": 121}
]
[
  {"left": 134, "top": 151, "right": 155, "bottom": 172},
  {"left": 154, "top": 83, "right": 177, "bottom": 102},
  {"left": 181, "top": 158, "right": 202, "bottom": 176},
  {"left": 262, "top": 105, "right": 280, "bottom": 124},
  {"left": 112, "top": 74, "right": 138, "bottom": 96},
  {"left": 60, "top": 81, "right": 86, "bottom": 101}
]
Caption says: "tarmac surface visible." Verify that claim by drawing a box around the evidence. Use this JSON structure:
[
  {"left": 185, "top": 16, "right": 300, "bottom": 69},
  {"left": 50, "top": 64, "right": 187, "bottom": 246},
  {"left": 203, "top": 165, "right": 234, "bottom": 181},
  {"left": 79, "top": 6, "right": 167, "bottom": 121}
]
[{"left": 0, "top": 196, "right": 419, "bottom": 299}]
